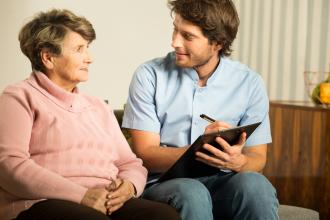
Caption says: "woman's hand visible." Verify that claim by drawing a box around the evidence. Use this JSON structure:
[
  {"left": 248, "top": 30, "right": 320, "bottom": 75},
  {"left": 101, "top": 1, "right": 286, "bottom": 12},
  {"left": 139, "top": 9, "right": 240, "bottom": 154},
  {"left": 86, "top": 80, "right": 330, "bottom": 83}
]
[
  {"left": 80, "top": 188, "right": 109, "bottom": 214},
  {"left": 105, "top": 179, "right": 136, "bottom": 215}
]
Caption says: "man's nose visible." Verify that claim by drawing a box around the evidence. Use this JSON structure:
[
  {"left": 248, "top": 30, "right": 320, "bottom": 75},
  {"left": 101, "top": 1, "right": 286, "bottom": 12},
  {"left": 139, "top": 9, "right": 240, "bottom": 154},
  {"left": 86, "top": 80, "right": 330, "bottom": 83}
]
[{"left": 171, "top": 32, "right": 183, "bottom": 48}]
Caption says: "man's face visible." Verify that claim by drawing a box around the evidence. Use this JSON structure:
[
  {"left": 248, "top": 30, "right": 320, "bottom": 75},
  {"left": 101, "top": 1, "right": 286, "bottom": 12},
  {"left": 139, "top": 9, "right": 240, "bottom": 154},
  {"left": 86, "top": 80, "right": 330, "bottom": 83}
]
[
  {"left": 46, "top": 31, "right": 93, "bottom": 91},
  {"left": 171, "top": 14, "right": 221, "bottom": 69}
]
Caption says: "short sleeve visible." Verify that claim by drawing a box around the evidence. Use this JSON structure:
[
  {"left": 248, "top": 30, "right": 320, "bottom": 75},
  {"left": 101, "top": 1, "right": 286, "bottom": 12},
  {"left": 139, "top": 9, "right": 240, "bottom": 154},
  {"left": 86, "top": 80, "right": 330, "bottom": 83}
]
[
  {"left": 240, "top": 75, "right": 272, "bottom": 146},
  {"left": 122, "top": 64, "right": 161, "bottom": 133}
]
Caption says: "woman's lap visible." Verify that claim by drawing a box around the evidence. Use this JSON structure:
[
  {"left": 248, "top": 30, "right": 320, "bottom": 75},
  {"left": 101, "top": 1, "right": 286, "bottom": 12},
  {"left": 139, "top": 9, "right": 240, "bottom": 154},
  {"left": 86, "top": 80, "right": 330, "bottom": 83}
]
[{"left": 15, "top": 198, "right": 180, "bottom": 220}]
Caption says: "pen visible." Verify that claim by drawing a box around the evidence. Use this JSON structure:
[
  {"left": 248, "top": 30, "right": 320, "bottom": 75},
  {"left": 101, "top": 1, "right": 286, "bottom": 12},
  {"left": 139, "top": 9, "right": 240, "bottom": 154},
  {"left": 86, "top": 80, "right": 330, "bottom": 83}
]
[{"left": 200, "top": 114, "right": 216, "bottom": 123}]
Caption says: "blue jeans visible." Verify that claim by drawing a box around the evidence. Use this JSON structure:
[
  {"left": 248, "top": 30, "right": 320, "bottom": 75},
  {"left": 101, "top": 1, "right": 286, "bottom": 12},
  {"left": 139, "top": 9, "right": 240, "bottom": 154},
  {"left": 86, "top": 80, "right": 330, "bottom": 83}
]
[{"left": 142, "top": 172, "right": 279, "bottom": 220}]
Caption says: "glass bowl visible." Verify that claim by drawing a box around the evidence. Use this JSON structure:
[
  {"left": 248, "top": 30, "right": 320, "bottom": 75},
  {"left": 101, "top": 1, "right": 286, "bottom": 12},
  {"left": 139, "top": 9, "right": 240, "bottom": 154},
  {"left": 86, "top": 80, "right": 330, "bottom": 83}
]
[{"left": 303, "top": 71, "right": 330, "bottom": 106}]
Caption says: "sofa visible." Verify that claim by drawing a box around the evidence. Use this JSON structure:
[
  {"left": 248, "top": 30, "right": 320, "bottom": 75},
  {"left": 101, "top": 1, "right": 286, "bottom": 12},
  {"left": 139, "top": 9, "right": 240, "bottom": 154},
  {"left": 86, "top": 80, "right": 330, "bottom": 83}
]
[{"left": 114, "top": 109, "right": 319, "bottom": 220}]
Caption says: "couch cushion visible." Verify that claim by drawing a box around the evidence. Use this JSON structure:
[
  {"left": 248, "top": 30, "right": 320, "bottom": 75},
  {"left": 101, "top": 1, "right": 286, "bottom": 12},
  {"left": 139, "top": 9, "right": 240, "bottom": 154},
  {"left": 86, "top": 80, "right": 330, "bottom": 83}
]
[{"left": 278, "top": 205, "right": 319, "bottom": 220}]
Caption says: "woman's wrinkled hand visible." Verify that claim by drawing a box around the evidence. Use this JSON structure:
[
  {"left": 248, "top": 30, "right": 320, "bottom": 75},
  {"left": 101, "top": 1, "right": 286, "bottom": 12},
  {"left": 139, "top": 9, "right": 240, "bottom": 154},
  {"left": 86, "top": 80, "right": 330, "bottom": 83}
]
[
  {"left": 80, "top": 188, "right": 109, "bottom": 214},
  {"left": 105, "top": 179, "right": 136, "bottom": 215}
]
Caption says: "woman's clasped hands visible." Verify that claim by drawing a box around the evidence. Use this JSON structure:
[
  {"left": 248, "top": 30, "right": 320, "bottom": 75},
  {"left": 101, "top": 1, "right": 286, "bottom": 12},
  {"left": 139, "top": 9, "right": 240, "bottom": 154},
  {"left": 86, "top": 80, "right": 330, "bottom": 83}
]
[{"left": 81, "top": 178, "right": 136, "bottom": 215}]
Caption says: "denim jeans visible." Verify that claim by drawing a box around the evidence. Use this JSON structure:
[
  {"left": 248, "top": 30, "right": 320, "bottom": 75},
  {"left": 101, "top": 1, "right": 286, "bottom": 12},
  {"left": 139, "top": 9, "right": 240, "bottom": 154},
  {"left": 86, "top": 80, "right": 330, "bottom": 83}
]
[{"left": 142, "top": 172, "right": 279, "bottom": 220}]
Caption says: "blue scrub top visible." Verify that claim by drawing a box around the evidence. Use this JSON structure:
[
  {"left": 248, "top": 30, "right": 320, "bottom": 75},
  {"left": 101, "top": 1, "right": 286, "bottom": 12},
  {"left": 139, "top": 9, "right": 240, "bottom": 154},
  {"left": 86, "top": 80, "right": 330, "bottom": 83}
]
[{"left": 123, "top": 52, "right": 271, "bottom": 147}]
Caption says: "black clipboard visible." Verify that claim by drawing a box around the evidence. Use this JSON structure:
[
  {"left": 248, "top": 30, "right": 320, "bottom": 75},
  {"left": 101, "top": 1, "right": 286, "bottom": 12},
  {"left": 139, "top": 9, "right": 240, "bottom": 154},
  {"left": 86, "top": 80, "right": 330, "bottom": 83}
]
[{"left": 157, "top": 121, "right": 262, "bottom": 183}]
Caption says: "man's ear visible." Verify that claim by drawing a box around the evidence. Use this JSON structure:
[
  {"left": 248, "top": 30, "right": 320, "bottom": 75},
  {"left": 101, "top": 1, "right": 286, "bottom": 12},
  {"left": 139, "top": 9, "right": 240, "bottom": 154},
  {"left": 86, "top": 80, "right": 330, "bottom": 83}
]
[
  {"left": 211, "top": 41, "right": 222, "bottom": 53},
  {"left": 40, "top": 48, "right": 54, "bottom": 70},
  {"left": 215, "top": 42, "right": 223, "bottom": 51}
]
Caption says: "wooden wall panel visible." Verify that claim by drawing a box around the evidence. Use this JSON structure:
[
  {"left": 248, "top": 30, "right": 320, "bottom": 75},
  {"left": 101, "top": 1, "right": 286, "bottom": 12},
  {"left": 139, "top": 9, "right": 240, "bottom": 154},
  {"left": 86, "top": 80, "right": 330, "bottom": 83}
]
[{"left": 264, "top": 101, "right": 330, "bottom": 220}]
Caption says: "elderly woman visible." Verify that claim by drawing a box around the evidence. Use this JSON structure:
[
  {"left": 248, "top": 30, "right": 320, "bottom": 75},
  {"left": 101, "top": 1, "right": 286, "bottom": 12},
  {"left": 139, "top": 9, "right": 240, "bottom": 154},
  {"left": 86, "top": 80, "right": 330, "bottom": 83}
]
[{"left": 0, "top": 9, "right": 180, "bottom": 220}]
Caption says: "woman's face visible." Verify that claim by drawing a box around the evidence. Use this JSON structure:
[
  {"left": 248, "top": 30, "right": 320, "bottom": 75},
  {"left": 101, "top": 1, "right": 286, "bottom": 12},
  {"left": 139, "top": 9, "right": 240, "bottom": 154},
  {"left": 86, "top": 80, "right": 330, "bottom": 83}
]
[{"left": 46, "top": 30, "right": 93, "bottom": 92}]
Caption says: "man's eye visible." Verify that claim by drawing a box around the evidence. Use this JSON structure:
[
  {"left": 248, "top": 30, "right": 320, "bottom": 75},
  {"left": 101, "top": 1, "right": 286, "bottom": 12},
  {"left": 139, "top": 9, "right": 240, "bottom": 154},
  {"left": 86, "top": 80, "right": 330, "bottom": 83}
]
[
  {"left": 183, "top": 33, "right": 193, "bottom": 40},
  {"left": 77, "top": 46, "right": 83, "bottom": 52}
]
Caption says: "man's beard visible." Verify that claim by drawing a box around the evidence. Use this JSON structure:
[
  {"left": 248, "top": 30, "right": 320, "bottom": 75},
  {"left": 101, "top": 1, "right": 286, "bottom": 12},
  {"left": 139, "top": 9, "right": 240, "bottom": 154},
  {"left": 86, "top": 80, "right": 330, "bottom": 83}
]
[
  {"left": 175, "top": 55, "right": 212, "bottom": 69},
  {"left": 192, "top": 56, "right": 212, "bottom": 69}
]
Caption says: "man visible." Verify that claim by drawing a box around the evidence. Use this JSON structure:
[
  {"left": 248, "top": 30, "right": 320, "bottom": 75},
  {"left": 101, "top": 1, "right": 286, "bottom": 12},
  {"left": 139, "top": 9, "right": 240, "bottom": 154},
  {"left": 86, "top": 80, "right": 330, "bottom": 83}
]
[{"left": 123, "top": 0, "right": 279, "bottom": 219}]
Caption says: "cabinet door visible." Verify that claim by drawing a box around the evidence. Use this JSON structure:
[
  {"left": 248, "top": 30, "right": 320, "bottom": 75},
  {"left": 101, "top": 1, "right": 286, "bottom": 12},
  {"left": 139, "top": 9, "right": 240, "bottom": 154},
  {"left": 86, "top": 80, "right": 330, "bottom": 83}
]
[{"left": 264, "top": 102, "right": 330, "bottom": 220}]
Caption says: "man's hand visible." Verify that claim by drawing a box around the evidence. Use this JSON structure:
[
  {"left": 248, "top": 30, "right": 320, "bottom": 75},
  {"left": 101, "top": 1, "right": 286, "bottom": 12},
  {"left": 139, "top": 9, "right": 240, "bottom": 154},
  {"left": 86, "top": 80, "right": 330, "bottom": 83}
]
[
  {"left": 204, "top": 121, "right": 231, "bottom": 134},
  {"left": 81, "top": 188, "right": 109, "bottom": 214},
  {"left": 195, "top": 132, "right": 247, "bottom": 172},
  {"left": 105, "top": 179, "right": 136, "bottom": 215},
  {"left": 200, "top": 120, "right": 267, "bottom": 172}
]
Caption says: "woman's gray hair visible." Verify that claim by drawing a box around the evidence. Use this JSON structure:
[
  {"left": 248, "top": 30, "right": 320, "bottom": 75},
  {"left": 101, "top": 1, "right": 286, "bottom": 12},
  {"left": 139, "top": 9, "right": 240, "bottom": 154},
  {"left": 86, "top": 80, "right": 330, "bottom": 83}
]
[{"left": 19, "top": 9, "right": 96, "bottom": 72}]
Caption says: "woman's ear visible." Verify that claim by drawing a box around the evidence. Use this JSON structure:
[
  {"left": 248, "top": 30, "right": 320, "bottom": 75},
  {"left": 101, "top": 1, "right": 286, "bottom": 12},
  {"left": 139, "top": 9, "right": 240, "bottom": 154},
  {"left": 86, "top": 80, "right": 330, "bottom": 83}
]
[{"left": 40, "top": 49, "right": 54, "bottom": 70}]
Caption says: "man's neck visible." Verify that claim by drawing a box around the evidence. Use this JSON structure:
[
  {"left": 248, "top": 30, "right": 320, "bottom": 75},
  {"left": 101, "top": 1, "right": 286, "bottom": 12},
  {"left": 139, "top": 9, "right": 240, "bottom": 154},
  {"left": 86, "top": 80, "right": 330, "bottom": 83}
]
[{"left": 194, "top": 56, "right": 220, "bottom": 87}]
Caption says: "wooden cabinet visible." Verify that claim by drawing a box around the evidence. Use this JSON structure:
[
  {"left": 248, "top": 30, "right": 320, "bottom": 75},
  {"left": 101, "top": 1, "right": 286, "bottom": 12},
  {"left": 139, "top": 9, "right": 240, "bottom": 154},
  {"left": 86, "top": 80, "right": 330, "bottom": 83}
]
[{"left": 263, "top": 101, "right": 330, "bottom": 220}]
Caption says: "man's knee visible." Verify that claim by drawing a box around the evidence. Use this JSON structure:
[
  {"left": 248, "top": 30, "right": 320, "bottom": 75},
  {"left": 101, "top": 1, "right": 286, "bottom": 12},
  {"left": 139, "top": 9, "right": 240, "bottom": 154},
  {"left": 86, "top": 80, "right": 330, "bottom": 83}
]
[
  {"left": 230, "top": 172, "right": 279, "bottom": 215},
  {"left": 171, "top": 178, "right": 211, "bottom": 201},
  {"left": 227, "top": 172, "right": 279, "bottom": 219},
  {"left": 143, "top": 178, "right": 212, "bottom": 207},
  {"left": 231, "top": 172, "right": 277, "bottom": 198},
  {"left": 143, "top": 178, "right": 213, "bottom": 220}
]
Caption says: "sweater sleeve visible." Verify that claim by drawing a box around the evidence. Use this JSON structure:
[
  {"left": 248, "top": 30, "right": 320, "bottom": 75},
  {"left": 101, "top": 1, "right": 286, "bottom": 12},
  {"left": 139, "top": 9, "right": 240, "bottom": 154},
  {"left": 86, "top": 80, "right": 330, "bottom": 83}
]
[
  {"left": 107, "top": 109, "right": 147, "bottom": 197},
  {"left": 0, "top": 89, "right": 87, "bottom": 203}
]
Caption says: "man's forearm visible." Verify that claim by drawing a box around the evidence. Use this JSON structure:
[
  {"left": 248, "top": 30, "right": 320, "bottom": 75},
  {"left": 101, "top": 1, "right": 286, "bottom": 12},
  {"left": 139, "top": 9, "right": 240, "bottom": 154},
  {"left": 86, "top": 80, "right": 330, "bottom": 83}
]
[
  {"left": 235, "top": 152, "right": 266, "bottom": 173},
  {"left": 134, "top": 145, "right": 187, "bottom": 173}
]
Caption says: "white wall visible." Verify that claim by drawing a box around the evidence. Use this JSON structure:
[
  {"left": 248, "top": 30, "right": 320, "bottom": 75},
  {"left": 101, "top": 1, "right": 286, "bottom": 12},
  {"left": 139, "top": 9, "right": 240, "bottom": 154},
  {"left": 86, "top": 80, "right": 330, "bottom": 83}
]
[
  {"left": 232, "top": 0, "right": 330, "bottom": 101},
  {"left": 0, "top": 0, "right": 172, "bottom": 109},
  {"left": 1, "top": 0, "right": 329, "bottom": 108}
]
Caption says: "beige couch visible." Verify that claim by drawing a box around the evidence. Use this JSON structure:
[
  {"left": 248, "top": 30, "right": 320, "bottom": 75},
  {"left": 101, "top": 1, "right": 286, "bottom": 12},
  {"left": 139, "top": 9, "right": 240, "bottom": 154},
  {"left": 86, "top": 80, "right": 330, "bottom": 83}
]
[{"left": 114, "top": 110, "right": 319, "bottom": 220}]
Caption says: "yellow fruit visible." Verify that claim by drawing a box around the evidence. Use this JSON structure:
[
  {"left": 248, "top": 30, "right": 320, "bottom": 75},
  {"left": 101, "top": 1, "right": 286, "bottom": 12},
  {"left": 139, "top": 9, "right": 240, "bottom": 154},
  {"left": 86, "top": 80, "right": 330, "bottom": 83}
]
[{"left": 320, "top": 83, "right": 330, "bottom": 104}]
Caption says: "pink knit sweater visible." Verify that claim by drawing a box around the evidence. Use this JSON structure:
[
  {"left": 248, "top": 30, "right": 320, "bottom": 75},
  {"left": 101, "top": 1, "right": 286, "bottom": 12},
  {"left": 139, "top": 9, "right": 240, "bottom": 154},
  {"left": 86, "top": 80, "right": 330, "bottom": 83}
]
[{"left": 0, "top": 72, "right": 147, "bottom": 219}]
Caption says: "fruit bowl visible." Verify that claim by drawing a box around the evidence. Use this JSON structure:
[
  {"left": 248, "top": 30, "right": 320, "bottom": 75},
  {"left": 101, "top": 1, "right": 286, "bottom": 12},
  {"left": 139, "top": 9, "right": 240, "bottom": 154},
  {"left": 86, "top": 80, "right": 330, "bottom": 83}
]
[{"left": 304, "top": 71, "right": 330, "bottom": 106}]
